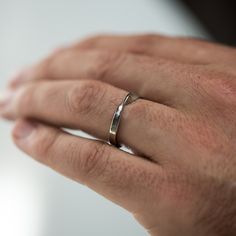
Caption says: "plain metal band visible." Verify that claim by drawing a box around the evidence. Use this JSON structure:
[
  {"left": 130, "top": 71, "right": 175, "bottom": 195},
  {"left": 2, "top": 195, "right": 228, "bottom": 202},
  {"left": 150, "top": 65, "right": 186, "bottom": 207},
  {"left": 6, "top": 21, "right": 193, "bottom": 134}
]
[{"left": 108, "top": 92, "right": 139, "bottom": 147}]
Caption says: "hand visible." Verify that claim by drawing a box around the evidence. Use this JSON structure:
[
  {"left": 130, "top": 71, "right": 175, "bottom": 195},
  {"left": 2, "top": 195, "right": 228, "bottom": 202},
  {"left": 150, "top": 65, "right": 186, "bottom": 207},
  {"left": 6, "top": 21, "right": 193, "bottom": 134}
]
[{"left": 1, "top": 34, "right": 236, "bottom": 236}]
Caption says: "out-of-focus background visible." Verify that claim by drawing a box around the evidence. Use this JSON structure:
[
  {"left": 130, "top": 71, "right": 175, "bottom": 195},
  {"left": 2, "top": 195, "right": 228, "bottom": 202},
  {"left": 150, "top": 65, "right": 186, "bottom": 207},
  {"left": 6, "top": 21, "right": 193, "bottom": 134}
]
[{"left": 0, "top": 0, "right": 210, "bottom": 235}]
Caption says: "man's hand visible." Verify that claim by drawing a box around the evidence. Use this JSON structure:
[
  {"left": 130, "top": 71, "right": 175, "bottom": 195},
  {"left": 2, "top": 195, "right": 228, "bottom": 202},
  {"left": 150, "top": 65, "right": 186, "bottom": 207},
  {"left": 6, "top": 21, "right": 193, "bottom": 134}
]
[{"left": 0, "top": 34, "right": 236, "bottom": 236}]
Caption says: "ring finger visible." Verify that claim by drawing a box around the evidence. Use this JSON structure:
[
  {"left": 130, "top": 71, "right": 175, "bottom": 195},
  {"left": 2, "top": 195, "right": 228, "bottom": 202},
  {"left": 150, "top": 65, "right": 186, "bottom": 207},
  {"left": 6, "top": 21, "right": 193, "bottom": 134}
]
[{"left": 0, "top": 80, "right": 182, "bottom": 164}]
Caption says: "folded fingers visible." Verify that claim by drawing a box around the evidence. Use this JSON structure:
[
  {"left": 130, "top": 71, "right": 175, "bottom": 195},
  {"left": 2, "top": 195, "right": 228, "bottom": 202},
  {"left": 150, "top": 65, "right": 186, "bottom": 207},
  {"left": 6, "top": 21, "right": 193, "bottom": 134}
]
[
  {"left": 9, "top": 34, "right": 236, "bottom": 90},
  {"left": 75, "top": 34, "right": 236, "bottom": 64},
  {"left": 9, "top": 50, "right": 203, "bottom": 109}
]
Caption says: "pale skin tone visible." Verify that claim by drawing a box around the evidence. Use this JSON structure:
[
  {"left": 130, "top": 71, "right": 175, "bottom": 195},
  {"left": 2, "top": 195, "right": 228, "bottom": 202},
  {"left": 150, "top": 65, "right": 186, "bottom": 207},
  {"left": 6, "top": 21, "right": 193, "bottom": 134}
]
[{"left": 0, "top": 34, "right": 236, "bottom": 236}]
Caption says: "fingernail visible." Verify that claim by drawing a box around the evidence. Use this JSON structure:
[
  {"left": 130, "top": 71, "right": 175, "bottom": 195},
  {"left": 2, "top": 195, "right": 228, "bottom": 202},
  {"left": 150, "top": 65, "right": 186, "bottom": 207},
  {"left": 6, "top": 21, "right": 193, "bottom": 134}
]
[
  {"left": 0, "top": 89, "right": 14, "bottom": 109},
  {"left": 13, "top": 120, "right": 37, "bottom": 140}
]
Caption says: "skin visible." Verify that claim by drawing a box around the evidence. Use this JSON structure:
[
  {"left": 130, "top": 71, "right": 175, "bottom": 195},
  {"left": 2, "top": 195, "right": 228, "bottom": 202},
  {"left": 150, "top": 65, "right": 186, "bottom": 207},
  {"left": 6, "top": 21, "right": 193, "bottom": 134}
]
[{"left": 0, "top": 34, "right": 236, "bottom": 236}]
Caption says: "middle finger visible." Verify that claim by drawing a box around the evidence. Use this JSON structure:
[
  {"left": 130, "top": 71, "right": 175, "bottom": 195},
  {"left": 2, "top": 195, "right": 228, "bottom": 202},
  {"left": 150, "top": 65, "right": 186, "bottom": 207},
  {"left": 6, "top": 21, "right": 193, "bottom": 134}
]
[{"left": 11, "top": 50, "right": 199, "bottom": 108}]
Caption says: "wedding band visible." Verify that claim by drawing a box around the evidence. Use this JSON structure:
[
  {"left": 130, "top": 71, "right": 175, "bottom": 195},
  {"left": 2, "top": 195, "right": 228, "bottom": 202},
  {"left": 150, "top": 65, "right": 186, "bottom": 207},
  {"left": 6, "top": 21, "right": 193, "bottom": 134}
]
[{"left": 108, "top": 92, "right": 139, "bottom": 148}]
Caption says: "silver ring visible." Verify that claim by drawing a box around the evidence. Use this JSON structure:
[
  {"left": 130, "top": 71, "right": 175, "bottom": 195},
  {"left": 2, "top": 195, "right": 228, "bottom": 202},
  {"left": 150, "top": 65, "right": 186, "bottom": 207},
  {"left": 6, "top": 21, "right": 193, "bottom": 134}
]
[{"left": 108, "top": 92, "right": 139, "bottom": 148}]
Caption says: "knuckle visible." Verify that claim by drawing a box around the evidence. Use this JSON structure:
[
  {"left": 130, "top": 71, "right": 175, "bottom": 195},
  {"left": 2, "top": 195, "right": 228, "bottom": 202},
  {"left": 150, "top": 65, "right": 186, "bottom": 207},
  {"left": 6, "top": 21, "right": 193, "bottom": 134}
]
[
  {"left": 35, "top": 55, "right": 55, "bottom": 79},
  {"left": 16, "top": 84, "right": 36, "bottom": 113},
  {"left": 131, "top": 34, "right": 158, "bottom": 53},
  {"left": 35, "top": 48, "right": 67, "bottom": 79},
  {"left": 86, "top": 50, "right": 126, "bottom": 80},
  {"left": 78, "top": 142, "right": 111, "bottom": 181},
  {"left": 66, "top": 81, "right": 104, "bottom": 116},
  {"left": 138, "top": 34, "right": 157, "bottom": 44},
  {"left": 31, "top": 130, "right": 60, "bottom": 164}
]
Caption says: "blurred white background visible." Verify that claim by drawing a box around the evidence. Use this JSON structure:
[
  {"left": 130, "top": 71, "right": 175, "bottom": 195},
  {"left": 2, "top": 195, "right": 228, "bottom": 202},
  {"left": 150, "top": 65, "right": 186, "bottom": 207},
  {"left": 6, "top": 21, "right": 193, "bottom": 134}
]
[{"left": 0, "top": 0, "right": 208, "bottom": 235}]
